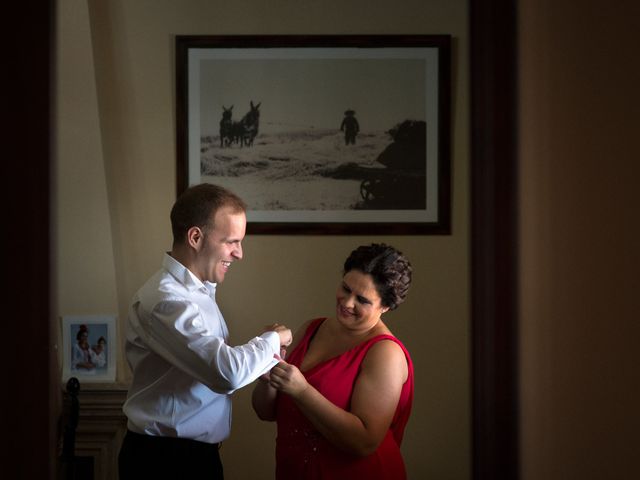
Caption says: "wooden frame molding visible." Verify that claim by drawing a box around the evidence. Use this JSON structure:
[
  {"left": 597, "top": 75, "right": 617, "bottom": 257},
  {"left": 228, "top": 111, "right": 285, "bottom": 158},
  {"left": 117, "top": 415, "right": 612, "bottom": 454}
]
[{"left": 66, "top": 387, "right": 128, "bottom": 480}]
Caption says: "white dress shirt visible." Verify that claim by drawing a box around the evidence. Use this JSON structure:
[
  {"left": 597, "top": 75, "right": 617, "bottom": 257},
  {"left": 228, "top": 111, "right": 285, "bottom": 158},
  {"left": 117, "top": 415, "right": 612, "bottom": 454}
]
[{"left": 123, "top": 253, "right": 279, "bottom": 444}]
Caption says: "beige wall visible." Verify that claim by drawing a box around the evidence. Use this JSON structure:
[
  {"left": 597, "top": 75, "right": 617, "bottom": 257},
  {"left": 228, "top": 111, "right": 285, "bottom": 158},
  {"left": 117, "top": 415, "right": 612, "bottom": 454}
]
[
  {"left": 56, "top": 0, "right": 470, "bottom": 478},
  {"left": 519, "top": 0, "right": 640, "bottom": 478}
]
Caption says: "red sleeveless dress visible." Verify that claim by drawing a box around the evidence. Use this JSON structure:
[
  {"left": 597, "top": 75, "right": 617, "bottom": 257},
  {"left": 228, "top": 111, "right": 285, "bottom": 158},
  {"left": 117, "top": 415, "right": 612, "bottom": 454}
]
[{"left": 275, "top": 318, "right": 414, "bottom": 480}]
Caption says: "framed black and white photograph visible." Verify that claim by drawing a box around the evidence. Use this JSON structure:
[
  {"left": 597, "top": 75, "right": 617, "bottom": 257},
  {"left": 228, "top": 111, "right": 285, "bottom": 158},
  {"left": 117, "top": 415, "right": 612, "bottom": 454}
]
[
  {"left": 176, "top": 35, "right": 451, "bottom": 234},
  {"left": 61, "top": 315, "right": 116, "bottom": 383}
]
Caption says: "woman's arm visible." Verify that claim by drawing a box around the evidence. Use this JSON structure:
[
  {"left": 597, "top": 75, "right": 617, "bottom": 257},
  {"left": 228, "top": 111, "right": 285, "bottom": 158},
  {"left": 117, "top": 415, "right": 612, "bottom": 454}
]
[
  {"left": 269, "top": 339, "right": 408, "bottom": 456},
  {"left": 251, "top": 377, "right": 279, "bottom": 421},
  {"left": 251, "top": 319, "right": 313, "bottom": 421},
  {"left": 71, "top": 344, "right": 94, "bottom": 370}
]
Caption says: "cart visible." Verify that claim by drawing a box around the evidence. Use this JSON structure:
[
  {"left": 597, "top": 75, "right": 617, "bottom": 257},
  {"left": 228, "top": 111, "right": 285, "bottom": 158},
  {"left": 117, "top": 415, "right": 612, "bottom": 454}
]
[{"left": 357, "top": 166, "right": 426, "bottom": 209}]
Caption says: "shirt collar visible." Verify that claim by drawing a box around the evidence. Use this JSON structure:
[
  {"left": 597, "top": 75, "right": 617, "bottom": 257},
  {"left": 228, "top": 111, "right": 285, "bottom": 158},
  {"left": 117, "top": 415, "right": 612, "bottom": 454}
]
[{"left": 162, "top": 253, "right": 217, "bottom": 295}]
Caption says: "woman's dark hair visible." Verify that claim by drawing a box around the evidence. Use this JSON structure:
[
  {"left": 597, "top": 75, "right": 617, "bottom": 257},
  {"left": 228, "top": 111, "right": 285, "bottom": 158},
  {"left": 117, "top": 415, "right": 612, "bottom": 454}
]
[
  {"left": 170, "top": 183, "right": 247, "bottom": 245},
  {"left": 76, "top": 324, "right": 88, "bottom": 341},
  {"left": 343, "top": 243, "right": 412, "bottom": 310}
]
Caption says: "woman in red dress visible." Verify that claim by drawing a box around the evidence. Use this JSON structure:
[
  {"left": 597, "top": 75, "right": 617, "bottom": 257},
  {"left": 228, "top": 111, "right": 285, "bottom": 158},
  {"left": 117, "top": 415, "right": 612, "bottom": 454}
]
[{"left": 252, "top": 244, "right": 414, "bottom": 479}]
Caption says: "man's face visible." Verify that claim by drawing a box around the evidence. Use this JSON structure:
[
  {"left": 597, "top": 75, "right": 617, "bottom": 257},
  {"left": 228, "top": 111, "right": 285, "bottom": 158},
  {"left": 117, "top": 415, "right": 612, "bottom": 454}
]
[{"left": 195, "top": 206, "right": 246, "bottom": 284}]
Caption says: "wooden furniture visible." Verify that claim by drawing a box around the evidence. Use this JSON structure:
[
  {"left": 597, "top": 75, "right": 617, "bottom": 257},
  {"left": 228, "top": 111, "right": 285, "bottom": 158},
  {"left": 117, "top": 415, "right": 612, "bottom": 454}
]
[{"left": 61, "top": 383, "right": 128, "bottom": 480}]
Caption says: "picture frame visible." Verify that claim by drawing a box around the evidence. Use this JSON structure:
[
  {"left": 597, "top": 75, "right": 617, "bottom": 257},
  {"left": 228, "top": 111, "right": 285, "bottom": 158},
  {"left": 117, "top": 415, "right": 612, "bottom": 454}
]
[
  {"left": 176, "top": 35, "right": 451, "bottom": 234},
  {"left": 61, "top": 315, "right": 117, "bottom": 383}
]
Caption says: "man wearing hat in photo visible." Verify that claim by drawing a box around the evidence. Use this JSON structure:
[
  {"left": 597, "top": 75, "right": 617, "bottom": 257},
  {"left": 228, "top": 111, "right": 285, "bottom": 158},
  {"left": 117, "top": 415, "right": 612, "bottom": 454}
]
[{"left": 340, "top": 109, "right": 360, "bottom": 145}]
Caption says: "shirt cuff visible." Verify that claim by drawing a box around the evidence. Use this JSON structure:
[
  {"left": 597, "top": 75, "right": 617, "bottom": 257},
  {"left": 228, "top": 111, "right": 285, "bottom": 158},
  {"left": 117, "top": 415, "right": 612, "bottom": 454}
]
[
  {"left": 259, "top": 330, "right": 281, "bottom": 354},
  {"left": 258, "top": 331, "right": 281, "bottom": 371}
]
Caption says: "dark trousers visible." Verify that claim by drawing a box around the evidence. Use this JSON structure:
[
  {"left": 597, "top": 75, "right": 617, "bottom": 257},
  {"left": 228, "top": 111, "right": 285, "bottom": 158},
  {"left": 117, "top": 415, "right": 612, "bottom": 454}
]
[{"left": 118, "top": 430, "right": 223, "bottom": 479}]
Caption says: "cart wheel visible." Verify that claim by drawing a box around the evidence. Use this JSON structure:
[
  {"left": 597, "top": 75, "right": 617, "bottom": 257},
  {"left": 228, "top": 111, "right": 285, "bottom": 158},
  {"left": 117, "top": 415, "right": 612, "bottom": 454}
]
[{"left": 360, "top": 179, "right": 375, "bottom": 201}]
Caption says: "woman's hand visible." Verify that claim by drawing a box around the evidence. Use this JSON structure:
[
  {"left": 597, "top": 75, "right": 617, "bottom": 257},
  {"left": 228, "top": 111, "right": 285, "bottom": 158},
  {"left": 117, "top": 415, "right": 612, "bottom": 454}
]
[
  {"left": 268, "top": 357, "right": 308, "bottom": 398},
  {"left": 257, "top": 349, "right": 287, "bottom": 383}
]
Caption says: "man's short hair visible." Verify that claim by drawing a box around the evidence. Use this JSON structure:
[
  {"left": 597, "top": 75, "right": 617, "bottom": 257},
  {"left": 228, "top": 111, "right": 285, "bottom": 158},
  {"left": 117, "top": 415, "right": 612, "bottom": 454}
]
[{"left": 170, "top": 183, "right": 247, "bottom": 245}]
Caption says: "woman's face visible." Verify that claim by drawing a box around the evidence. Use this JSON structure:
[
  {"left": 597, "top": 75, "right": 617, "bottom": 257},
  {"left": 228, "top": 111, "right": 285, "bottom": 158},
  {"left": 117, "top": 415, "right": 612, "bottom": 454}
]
[
  {"left": 78, "top": 332, "right": 89, "bottom": 349},
  {"left": 335, "top": 270, "right": 389, "bottom": 333}
]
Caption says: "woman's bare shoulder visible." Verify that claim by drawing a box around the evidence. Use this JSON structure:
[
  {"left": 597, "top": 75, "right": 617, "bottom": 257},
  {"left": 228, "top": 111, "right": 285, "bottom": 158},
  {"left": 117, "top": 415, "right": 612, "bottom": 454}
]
[{"left": 362, "top": 336, "right": 408, "bottom": 381}]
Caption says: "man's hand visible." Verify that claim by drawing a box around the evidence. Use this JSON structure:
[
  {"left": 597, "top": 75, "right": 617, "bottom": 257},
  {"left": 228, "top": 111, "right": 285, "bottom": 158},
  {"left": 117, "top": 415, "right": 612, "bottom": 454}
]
[{"left": 264, "top": 323, "right": 293, "bottom": 348}]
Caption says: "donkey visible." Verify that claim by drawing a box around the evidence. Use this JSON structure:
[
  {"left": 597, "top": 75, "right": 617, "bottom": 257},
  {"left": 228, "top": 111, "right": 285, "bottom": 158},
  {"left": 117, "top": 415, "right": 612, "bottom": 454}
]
[
  {"left": 219, "top": 105, "right": 234, "bottom": 148},
  {"left": 232, "top": 101, "right": 261, "bottom": 147}
]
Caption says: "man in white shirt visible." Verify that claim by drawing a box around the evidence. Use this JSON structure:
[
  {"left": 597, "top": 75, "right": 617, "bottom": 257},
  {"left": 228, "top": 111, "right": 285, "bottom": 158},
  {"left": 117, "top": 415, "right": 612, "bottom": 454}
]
[{"left": 118, "top": 183, "right": 292, "bottom": 479}]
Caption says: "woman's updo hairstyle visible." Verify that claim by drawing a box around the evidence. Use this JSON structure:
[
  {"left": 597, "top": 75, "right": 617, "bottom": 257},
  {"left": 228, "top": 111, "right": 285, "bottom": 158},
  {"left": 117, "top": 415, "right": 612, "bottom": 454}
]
[
  {"left": 343, "top": 243, "right": 412, "bottom": 310},
  {"left": 76, "top": 324, "right": 89, "bottom": 341}
]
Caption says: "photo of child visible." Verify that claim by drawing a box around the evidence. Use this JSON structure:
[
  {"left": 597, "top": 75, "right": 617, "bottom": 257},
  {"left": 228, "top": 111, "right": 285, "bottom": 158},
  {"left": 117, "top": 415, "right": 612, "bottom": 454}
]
[
  {"left": 70, "top": 323, "right": 108, "bottom": 373},
  {"left": 62, "top": 315, "right": 116, "bottom": 382}
]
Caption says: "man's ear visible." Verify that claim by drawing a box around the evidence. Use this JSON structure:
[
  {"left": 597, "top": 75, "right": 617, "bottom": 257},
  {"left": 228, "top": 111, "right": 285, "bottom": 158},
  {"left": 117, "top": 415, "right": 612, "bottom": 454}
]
[{"left": 186, "top": 226, "right": 204, "bottom": 250}]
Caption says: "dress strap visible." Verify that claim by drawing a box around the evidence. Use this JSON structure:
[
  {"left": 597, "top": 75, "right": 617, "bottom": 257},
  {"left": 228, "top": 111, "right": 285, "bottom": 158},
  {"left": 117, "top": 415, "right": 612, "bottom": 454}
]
[{"left": 362, "top": 335, "right": 413, "bottom": 364}]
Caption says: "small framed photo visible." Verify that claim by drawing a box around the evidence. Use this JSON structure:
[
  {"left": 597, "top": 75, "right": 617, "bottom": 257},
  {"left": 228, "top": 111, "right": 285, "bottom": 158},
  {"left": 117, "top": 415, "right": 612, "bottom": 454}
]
[
  {"left": 61, "top": 315, "right": 116, "bottom": 383},
  {"left": 176, "top": 35, "right": 451, "bottom": 234}
]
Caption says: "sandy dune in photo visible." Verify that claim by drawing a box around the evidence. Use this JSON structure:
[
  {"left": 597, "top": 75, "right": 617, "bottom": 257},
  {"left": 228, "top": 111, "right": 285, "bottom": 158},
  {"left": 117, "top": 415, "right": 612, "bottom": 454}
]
[{"left": 201, "top": 128, "right": 389, "bottom": 210}]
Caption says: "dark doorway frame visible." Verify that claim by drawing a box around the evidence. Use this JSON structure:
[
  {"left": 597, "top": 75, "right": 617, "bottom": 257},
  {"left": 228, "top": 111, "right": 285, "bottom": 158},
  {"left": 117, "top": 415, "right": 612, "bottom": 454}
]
[
  {"left": 7, "top": 1, "right": 56, "bottom": 479},
  {"left": 469, "top": 0, "right": 520, "bottom": 479}
]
